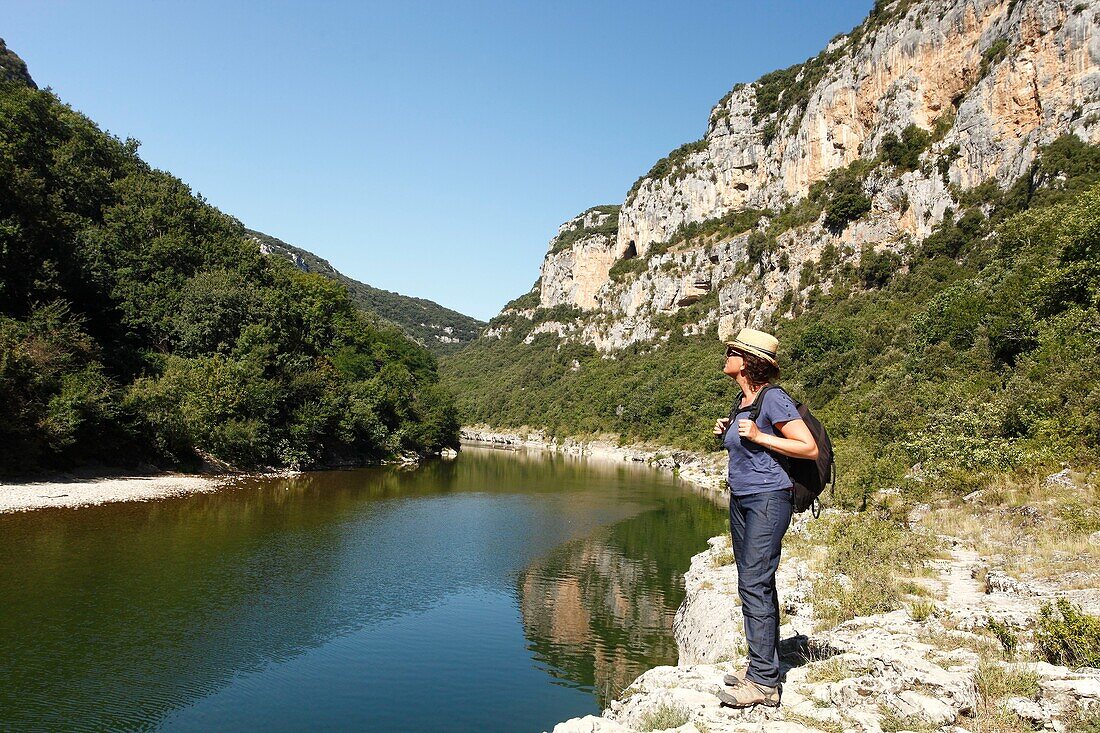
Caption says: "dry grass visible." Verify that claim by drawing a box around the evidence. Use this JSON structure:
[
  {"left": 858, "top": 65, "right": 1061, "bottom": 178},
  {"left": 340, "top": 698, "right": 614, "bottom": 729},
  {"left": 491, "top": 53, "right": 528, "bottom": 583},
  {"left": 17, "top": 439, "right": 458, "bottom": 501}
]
[
  {"left": 1061, "top": 706, "right": 1100, "bottom": 733},
  {"left": 806, "top": 512, "right": 940, "bottom": 628},
  {"left": 804, "top": 657, "right": 855, "bottom": 683},
  {"left": 782, "top": 711, "right": 844, "bottom": 733},
  {"left": 969, "top": 658, "right": 1042, "bottom": 733},
  {"left": 909, "top": 600, "right": 937, "bottom": 621},
  {"left": 974, "top": 659, "right": 1040, "bottom": 699},
  {"left": 877, "top": 704, "right": 937, "bottom": 733},
  {"left": 711, "top": 547, "right": 735, "bottom": 567},
  {"left": 637, "top": 702, "right": 691, "bottom": 732},
  {"left": 918, "top": 627, "right": 1000, "bottom": 656},
  {"left": 715, "top": 640, "right": 748, "bottom": 663},
  {"left": 899, "top": 579, "right": 935, "bottom": 598},
  {"left": 919, "top": 469, "right": 1100, "bottom": 583},
  {"left": 969, "top": 704, "right": 1035, "bottom": 733}
]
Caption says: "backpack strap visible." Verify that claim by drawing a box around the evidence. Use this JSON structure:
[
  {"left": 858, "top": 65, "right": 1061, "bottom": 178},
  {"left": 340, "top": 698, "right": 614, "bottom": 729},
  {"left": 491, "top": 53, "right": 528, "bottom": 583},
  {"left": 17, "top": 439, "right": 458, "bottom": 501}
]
[
  {"left": 728, "top": 384, "right": 784, "bottom": 426},
  {"left": 748, "top": 385, "right": 794, "bottom": 471},
  {"left": 748, "top": 384, "right": 781, "bottom": 422},
  {"left": 724, "top": 384, "right": 789, "bottom": 440}
]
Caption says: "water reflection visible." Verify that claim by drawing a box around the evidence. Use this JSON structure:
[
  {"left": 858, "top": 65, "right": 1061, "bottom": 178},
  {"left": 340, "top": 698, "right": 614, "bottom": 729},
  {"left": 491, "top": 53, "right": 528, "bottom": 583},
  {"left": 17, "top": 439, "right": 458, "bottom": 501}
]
[
  {"left": 0, "top": 446, "right": 725, "bottom": 732},
  {"left": 518, "top": 495, "right": 724, "bottom": 707}
]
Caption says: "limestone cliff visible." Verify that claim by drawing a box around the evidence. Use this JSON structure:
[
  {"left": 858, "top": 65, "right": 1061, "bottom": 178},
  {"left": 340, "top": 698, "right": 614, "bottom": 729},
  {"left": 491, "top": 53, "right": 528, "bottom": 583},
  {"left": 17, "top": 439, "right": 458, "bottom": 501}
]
[
  {"left": 490, "top": 0, "right": 1100, "bottom": 351},
  {"left": 539, "top": 206, "right": 621, "bottom": 311}
]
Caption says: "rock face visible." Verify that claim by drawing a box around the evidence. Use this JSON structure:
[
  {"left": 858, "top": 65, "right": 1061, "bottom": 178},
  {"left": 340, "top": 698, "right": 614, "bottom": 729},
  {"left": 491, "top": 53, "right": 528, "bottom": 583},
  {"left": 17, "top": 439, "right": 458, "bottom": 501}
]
[
  {"left": 491, "top": 0, "right": 1100, "bottom": 352},
  {"left": 540, "top": 207, "right": 621, "bottom": 311}
]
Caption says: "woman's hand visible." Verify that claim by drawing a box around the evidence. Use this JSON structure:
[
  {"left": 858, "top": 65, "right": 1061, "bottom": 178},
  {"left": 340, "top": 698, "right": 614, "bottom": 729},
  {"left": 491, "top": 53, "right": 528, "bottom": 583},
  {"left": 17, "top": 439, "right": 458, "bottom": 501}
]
[
  {"left": 737, "top": 419, "right": 759, "bottom": 441},
  {"left": 713, "top": 417, "right": 730, "bottom": 436}
]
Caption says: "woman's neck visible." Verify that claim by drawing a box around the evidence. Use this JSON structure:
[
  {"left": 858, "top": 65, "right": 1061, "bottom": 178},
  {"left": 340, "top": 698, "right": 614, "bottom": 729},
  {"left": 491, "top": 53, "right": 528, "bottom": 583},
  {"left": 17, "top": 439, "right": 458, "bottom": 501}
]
[{"left": 737, "top": 376, "right": 767, "bottom": 404}]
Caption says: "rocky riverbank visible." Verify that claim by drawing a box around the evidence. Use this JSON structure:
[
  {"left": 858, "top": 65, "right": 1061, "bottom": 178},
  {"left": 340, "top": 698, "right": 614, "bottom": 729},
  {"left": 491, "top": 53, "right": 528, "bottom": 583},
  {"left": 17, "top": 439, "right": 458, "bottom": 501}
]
[
  {"left": 0, "top": 473, "right": 232, "bottom": 513},
  {"left": 460, "top": 426, "right": 729, "bottom": 500},
  {"left": 546, "top": 485, "right": 1100, "bottom": 733},
  {"left": 0, "top": 450, "right": 442, "bottom": 513}
]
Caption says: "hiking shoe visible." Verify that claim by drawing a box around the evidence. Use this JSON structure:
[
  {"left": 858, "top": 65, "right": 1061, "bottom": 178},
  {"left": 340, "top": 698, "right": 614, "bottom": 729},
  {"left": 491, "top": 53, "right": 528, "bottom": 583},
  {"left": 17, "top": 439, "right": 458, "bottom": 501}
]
[
  {"left": 717, "top": 679, "right": 780, "bottom": 708},
  {"left": 722, "top": 666, "right": 749, "bottom": 686}
]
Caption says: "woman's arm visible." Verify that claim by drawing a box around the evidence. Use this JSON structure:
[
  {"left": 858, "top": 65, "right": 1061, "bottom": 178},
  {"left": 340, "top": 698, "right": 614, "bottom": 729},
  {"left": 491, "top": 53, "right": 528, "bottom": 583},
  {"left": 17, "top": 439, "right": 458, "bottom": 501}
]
[{"left": 736, "top": 418, "right": 819, "bottom": 459}]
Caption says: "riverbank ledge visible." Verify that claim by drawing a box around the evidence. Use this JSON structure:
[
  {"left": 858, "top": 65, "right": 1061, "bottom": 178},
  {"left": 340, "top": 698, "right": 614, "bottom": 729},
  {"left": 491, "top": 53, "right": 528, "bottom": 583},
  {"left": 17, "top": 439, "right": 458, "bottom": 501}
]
[
  {"left": 549, "top": 530, "right": 1100, "bottom": 733},
  {"left": 0, "top": 449, "right": 446, "bottom": 513},
  {"left": 549, "top": 528, "right": 1099, "bottom": 731}
]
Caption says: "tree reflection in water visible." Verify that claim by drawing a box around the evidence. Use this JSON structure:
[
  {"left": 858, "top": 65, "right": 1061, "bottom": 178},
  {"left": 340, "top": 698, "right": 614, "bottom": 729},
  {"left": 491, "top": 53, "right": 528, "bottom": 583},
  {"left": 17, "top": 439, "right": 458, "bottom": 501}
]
[{"left": 518, "top": 495, "right": 725, "bottom": 707}]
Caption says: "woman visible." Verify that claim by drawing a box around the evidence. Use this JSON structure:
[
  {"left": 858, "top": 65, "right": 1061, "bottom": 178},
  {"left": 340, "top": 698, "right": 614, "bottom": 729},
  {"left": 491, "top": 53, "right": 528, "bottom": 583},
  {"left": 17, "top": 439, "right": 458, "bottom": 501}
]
[{"left": 711, "top": 327, "right": 818, "bottom": 709}]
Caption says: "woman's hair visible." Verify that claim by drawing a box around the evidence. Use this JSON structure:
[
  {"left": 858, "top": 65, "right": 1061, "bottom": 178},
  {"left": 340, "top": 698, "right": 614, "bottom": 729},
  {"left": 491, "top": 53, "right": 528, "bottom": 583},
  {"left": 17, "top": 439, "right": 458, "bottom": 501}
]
[{"left": 742, "top": 352, "right": 780, "bottom": 388}]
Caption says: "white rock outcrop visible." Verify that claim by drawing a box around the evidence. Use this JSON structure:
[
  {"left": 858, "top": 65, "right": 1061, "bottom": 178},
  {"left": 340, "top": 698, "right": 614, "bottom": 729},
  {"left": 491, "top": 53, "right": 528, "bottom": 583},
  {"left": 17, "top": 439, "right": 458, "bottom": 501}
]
[
  {"left": 491, "top": 0, "right": 1100, "bottom": 353},
  {"left": 549, "top": 519, "right": 1100, "bottom": 733}
]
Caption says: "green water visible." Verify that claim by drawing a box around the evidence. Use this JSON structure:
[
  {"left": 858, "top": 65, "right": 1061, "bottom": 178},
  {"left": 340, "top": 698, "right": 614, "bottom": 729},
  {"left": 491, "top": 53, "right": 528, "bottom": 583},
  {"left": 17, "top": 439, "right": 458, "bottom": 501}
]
[{"left": 0, "top": 445, "right": 727, "bottom": 732}]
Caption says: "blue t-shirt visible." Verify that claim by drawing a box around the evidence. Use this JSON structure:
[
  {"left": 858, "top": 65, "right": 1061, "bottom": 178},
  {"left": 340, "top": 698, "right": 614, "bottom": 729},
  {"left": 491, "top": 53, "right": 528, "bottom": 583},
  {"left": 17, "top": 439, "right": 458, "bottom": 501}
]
[{"left": 723, "top": 387, "right": 801, "bottom": 496}]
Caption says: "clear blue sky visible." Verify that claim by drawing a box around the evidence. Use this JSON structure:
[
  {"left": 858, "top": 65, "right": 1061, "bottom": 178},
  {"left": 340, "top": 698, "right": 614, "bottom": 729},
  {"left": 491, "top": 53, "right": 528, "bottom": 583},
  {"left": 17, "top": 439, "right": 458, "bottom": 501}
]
[{"left": 6, "top": 1, "right": 872, "bottom": 320}]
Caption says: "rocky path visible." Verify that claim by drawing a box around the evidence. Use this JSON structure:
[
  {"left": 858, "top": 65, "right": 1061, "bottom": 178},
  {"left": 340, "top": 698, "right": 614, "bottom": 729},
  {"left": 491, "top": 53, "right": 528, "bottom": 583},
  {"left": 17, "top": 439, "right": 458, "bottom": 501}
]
[{"left": 552, "top": 528, "right": 1100, "bottom": 733}]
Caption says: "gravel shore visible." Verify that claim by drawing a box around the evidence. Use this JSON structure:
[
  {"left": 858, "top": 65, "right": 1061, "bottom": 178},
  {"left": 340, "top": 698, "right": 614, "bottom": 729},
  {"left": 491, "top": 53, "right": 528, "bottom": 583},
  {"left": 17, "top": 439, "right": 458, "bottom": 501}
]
[{"left": 0, "top": 474, "right": 228, "bottom": 513}]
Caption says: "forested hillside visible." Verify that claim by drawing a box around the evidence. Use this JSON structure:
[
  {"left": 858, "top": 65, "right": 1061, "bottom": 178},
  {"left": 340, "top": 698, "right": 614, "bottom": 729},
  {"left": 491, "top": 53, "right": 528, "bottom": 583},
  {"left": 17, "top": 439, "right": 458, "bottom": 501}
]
[
  {"left": 445, "top": 146, "right": 1100, "bottom": 508},
  {"left": 249, "top": 229, "right": 485, "bottom": 354},
  {"left": 0, "top": 43, "right": 459, "bottom": 474}
]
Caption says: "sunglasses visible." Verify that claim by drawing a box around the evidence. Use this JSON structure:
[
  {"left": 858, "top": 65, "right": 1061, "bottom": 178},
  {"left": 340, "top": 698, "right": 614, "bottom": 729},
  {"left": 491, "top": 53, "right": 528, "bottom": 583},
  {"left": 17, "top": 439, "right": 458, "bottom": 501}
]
[{"left": 725, "top": 346, "right": 744, "bottom": 358}]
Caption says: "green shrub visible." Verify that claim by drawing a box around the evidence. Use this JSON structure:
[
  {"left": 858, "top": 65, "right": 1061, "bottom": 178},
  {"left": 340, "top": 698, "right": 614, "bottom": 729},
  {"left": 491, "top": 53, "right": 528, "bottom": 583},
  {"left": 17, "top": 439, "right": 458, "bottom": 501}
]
[
  {"left": 0, "top": 79, "right": 458, "bottom": 473},
  {"left": 980, "top": 39, "right": 1009, "bottom": 78},
  {"left": 858, "top": 245, "right": 903, "bottom": 287},
  {"left": 550, "top": 205, "right": 620, "bottom": 253},
  {"left": 881, "top": 124, "right": 932, "bottom": 171},
  {"left": 608, "top": 256, "right": 647, "bottom": 282},
  {"left": 627, "top": 140, "right": 707, "bottom": 204},
  {"left": 502, "top": 283, "right": 541, "bottom": 312},
  {"left": 911, "top": 278, "right": 988, "bottom": 349},
  {"left": 987, "top": 619, "right": 1019, "bottom": 656},
  {"left": 659, "top": 208, "right": 768, "bottom": 250},
  {"left": 819, "top": 162, "right": 875, "bottom": 234},
  {"left": 1035, "top": 600, "right": 1100, "bottom": 667},
  {"left": 823, "top": 190, "right": 872, "bottom": 235}
]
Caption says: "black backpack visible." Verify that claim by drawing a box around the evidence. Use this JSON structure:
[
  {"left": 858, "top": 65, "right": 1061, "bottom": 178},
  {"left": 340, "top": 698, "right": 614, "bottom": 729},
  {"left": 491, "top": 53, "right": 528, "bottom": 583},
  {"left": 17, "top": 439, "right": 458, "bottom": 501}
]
[{"left": 727, "top": 385, "right": 834, "bottom": 516}]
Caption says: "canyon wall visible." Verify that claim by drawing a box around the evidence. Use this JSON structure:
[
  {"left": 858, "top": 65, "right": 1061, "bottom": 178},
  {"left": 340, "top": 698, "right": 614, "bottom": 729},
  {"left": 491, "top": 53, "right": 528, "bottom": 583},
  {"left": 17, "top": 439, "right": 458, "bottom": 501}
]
[{"left": 491, "top": 0, "right": 1100, "bottom": 351}]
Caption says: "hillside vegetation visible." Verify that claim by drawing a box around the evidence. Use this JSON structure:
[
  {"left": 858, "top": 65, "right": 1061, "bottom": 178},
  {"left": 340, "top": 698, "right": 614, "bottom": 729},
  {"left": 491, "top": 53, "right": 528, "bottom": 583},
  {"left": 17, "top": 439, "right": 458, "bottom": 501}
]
[
  {"left": 443, "top": 137, "right": 1100, "bottom": 506},
  {"left": 249, "top": 229, "right": 484, "bottom": 354},
  {"left": 0, "top": 59, "right": 459, "bottom": 474}
]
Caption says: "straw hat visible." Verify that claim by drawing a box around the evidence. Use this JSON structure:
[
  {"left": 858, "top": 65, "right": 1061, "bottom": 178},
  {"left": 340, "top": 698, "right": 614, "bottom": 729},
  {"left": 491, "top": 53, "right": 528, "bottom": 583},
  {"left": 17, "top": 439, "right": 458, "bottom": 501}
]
[{"left": 723, "top": 327, "right": 779, "bottom": 366}]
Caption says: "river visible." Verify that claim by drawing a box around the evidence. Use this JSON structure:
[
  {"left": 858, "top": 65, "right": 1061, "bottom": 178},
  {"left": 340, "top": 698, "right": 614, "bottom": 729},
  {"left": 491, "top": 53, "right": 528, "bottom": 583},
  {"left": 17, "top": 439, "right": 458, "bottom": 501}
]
[{"left": 0, "top": 445, "right": 727, "bottom": 733}]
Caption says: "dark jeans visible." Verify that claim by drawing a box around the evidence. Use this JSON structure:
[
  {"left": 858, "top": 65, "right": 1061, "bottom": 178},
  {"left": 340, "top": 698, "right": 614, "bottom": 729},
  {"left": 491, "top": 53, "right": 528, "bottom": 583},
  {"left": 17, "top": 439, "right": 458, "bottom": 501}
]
[{"left": 729, "top": 488, "right": 792, "bottom": 688}]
